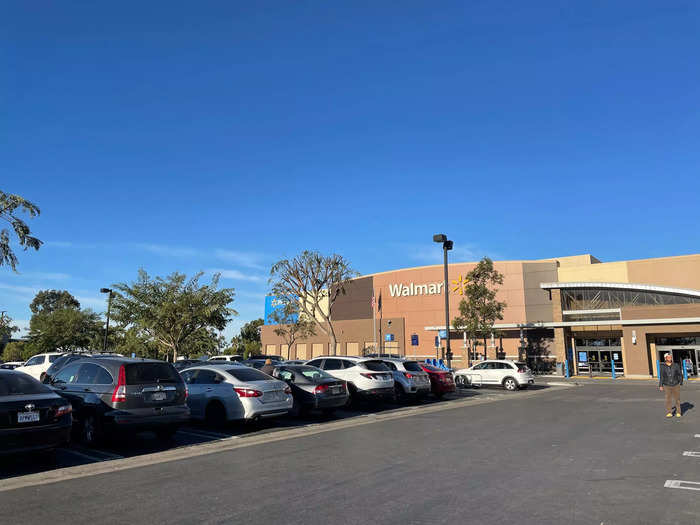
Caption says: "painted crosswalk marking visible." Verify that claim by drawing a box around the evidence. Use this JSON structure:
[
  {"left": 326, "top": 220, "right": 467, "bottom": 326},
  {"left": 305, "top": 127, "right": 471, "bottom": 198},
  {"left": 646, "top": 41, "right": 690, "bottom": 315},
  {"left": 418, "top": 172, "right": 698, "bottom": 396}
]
[{"left": 665, "top": 480, "right": 700, "bottom": 491}]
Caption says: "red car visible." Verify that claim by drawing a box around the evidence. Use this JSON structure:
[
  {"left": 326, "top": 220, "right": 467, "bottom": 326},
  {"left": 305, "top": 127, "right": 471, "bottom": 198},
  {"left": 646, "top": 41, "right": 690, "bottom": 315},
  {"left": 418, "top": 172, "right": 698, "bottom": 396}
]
[{"left": 419, "top": 363, "right": 456, "bottom": 398}]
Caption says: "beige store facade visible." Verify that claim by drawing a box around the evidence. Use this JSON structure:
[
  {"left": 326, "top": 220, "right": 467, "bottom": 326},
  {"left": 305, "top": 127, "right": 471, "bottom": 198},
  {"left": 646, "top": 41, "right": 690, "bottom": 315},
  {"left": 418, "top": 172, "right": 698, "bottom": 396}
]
[{"left": 261, "top": 253, "right": 700, "bottom": 377}]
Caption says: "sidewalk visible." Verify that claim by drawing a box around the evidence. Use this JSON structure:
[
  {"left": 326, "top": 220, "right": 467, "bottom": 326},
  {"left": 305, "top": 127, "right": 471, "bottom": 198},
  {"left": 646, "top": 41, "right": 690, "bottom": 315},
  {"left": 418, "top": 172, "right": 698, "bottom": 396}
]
[{"left": 539, "top": 374, "right": 700, "bottom": 385}]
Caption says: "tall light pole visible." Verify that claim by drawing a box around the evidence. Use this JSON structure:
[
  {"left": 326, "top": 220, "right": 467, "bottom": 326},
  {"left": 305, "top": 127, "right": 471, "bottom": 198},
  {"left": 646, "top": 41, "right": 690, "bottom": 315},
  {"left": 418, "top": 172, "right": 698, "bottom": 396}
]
[
  {"left": 433, "top": 234, "right": 453, "bottom": 368},
  {"left": 100, "top": 288, "right": 113, "bottom": 352}
]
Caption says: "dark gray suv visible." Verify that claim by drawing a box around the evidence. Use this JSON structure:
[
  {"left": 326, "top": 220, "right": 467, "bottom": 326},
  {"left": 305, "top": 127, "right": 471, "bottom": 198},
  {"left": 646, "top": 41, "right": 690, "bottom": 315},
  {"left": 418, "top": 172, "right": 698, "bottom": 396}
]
[{"left": 50, "top": 357, "right": 189, "bottom": 445}]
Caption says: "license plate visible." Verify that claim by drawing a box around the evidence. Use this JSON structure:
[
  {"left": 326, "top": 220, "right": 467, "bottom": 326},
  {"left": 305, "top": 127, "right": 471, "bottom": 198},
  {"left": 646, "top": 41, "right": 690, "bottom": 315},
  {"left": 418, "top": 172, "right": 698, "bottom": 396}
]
[
  {"left": 18, "top": 411, "right": 40, "bottom": 423},
  {"left": 152, "top": 392, "right": 166, "bottom": 401},
  {"left": 331, "top": 386, "right": 342, "bottom": 394}
]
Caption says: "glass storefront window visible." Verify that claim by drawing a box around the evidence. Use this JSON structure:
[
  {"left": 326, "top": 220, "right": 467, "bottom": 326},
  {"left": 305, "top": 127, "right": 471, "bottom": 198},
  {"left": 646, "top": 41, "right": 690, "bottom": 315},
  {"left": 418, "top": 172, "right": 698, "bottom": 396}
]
[{"left": 562, "top": 288, "right": 700, "bottom": 311}]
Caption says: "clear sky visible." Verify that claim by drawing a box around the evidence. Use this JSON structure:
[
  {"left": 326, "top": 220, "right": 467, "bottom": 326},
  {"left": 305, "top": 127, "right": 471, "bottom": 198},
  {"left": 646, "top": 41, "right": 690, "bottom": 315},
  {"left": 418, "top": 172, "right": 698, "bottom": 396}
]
[{"left": 2, "top": 1, "right": 699, "bottom": 339}]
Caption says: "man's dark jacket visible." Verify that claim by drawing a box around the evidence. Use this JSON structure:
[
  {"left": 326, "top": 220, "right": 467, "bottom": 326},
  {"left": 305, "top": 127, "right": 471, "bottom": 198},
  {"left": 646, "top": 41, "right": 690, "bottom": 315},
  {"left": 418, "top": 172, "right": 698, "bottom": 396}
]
[{"left": 659, "top": 362, "right": 683, "bottom": 387}]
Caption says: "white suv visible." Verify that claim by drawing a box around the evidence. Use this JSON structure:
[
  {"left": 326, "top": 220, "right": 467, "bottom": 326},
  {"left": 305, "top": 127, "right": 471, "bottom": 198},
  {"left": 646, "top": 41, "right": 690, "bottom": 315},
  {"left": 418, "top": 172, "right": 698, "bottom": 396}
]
[
  {"left": 454, "top": 360, "right": 534, "bottom": 391},
  {"left": 208, "top": 355, "right": 242, "bottom": 363},
  {"left": 15, "top": 352, "right": 65, "bottom": 381},
  {"left": 305, "top": 356, "right": 394, "bottom": 402}
]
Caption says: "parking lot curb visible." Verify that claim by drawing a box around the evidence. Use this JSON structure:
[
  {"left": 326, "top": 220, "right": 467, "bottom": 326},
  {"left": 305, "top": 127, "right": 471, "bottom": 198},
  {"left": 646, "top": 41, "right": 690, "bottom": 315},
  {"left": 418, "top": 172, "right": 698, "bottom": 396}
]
[{"left": 0, "top": 386, "right": 562, "bottom": 494}]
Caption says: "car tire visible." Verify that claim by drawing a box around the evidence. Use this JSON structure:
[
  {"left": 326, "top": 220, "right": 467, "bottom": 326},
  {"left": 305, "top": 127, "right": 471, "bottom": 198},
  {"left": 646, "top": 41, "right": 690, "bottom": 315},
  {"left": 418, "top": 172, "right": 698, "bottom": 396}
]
[
  {"left": 345, "top": 383, "right": 357, "bottom": 407},
  {"left": 393, "top": 384, "right": 406, "bottom": 403},
  {"left": 79, "top": 414, "right": 102, "bottom": 446},
  {"left": 155, "top": 426, "right": 178, "bottom": 441},
  {"left": 205, "top": 401, "right": 227, "bottom": 428},
  {"left": 503, "top": 377, "right": 519, "bottom": 391}
]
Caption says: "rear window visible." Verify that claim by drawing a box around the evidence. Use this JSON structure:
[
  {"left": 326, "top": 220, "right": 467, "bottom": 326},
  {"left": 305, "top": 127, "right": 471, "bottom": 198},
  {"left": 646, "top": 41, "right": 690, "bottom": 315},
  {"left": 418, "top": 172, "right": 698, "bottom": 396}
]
[
  {"left": 422, "top": 364, "right": 442, "bottom": 372},
  {"left": 48, "top": 354, "right": 63, "bottom": 363},
  {"left": 0, "top": 373, "right": 52, "bottom": 396},
  {"left": 125, "top": 363, "right": 180, "bottom": 384},
  {"left": 228, "top": 368, "right": 272, "bottom": 382},
  {"left": 361, "top": 360, "right": 390, "bottom": 372},
  {"left": 403, "top": 361, "right": 423, "bottom": 372}
]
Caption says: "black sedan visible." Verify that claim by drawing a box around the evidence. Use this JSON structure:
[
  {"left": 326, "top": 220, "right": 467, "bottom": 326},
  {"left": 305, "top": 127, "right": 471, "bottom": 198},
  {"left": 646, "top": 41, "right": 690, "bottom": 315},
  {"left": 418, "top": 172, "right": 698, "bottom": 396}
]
[
  {"left": 0, "top": 370, "right": 72, "bottom": 455},
  {"left": 272, "top": 365, "right": 348, "bottom": 416}
]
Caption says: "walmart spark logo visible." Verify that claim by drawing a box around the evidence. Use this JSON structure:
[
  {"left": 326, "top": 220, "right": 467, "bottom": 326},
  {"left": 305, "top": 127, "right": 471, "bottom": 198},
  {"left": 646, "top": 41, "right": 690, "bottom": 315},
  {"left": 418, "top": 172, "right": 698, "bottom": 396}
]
[{"left": 452, "top": 274, "right": 469, "bottom": 295}]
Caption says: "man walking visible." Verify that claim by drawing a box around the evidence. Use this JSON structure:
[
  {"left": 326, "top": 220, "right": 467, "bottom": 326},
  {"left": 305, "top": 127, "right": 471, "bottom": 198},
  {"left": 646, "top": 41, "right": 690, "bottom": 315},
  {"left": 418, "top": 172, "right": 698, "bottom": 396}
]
[{"left": 659, "top": 352, "right": 683, "bottom": 418}]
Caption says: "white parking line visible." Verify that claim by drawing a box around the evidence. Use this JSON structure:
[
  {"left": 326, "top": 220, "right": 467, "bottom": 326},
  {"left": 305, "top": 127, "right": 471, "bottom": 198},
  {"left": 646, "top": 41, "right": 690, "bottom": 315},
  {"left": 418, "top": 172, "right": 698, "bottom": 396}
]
[
  {"left": 682, "top": 451, "right": 700, "bottom": 457},
  {"left": 665, "top": 480, "right": 700, "bottom": 491},
  {"left": 695, "top": 434, "right": 700, "bottom": 438}
]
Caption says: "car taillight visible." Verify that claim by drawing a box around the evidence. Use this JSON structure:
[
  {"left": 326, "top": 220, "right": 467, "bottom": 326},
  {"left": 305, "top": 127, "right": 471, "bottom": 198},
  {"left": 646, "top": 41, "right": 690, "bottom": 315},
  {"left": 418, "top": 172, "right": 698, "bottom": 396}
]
[
  {"left": 55, "top": 404, "right": 72, "bottom": 417},
  {"left": 185, "top": 385, "right": 189, "bottom": 400},
  {"left": 361, "top": 373, "right": 387, "bottom": 380},
  {"left": 403, "top": 372, "right": 414, "bottom": 379},
  {"left": 234, "top": 387, "right": 262, "bottom": 398},
  {"left": 111, "top": 365, "right": 127, "bottom": 402},
  {"left": 314, "top": 384, "right": 329, "bottom": 394}
]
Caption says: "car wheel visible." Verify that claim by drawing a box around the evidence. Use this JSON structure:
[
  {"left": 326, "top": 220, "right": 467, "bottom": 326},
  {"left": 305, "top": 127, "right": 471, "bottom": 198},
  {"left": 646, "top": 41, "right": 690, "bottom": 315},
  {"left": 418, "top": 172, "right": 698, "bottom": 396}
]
[
  {"left": 80, "top": 414, "right": 102, "bottom": 446},
  {"left": 393, "top": 384, "right": 406, "bottom": 403},
  {"left": 205, "top": 402, "right": 227, "bottom": 428},
  {"left": 155, "top": 426, "right": 178, "bottom": 441},
  {"left": 503, "top": 377, "right": 518, "bottom": 391},
  {"left": 345, "top": 383, "right": 357, "bottom": 407}
]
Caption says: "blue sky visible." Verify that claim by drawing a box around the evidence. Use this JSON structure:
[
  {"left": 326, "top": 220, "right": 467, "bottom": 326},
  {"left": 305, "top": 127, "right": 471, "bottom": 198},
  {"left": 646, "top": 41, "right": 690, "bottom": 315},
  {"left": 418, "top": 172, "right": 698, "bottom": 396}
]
[{"left": 2, "top": 1, "right": 699, "bottom": 339}]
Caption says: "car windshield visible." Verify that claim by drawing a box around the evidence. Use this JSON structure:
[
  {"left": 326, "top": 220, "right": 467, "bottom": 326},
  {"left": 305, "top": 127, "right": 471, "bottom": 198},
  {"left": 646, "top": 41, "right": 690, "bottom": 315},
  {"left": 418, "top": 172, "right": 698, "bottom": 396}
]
[
  {"left": 361, "top": 360, "right": 390, "bottom": 371},
  {"left": 297, "top": 367, "right": 333, "bottom": 381},
  {"left": 0, "top": 373, "right": 53, "bottom": 396},
  {"left": 227, "top": 368, "right": 272, "bottom": 382},
  {"left": 403, "top": 361, "right": 423, "bottom": 372},
  {"left": 125, "top": 363, "right": 181, "bottom": 384}
]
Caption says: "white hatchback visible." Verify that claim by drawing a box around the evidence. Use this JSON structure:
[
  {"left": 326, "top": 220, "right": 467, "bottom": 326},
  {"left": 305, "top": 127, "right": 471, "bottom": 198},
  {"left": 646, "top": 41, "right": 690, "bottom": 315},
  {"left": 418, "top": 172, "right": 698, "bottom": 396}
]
[
  {"left": 454, "top": 360, "right": 534, "bottom": 391},
  {"left": 305, "top": 356, "right": 394, "bottom": 402},
  {"left": 15, "top": 353, "right": 65, "bottom": 381}
]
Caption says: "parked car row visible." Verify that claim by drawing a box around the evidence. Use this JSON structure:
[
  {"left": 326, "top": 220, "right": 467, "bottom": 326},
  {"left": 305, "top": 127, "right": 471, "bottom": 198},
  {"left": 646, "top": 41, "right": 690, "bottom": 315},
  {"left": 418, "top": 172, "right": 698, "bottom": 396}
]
[{"left": 0, "top": 351, "right": 533, "bottom": 457}]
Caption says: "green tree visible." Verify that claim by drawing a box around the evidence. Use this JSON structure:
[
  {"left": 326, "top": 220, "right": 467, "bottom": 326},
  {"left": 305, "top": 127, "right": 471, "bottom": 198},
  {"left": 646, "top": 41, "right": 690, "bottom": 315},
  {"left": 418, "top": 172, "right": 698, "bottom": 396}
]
[
  {"left": 452, "top": 257, "right": 507, "bottom": 362},
  {"left": 111, "top": 270, "right": 236, "bottom": 362},
  {"left": 29, "top": 307, "right": 102, "bottom": 352},
  {"left": 226, "top": 319, "right": 264, "bottom": 356},
  {"left": 2, "top": 341, "right": 24, "bottom": 362},
  {"left": 114, "top": 326, "right": 160, "bottom": 359},
  {"left": 269, "top": 299, "right": 315, "bottom": 358},
  {"left": 243, "top": 340, "right": 261, "bottom": 359},
  {"left": 0, "top": 190, "right": 42, "bottom": 272},
  {"left": 1, "top": 312, "right": 19, "bottom": 343},
  {"left": 269, "top": 251, "right": 357, "bottom": 356},
  {"left": 30, "top": 289, "right": 80, "bottom": 314},
  {"left": 180, "top": 328, "right": 226, "bottom": 358}
]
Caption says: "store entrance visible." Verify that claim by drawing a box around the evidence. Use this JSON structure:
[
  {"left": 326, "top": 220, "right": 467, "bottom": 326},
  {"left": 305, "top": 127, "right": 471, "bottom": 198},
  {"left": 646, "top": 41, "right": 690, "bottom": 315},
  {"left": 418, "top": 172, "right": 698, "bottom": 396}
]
[
  {"left": 657, "top": 348, "right": 698, "bottom": 377},
  {"left": 574, "top": 336, "right": 624, "bottom": 376}
]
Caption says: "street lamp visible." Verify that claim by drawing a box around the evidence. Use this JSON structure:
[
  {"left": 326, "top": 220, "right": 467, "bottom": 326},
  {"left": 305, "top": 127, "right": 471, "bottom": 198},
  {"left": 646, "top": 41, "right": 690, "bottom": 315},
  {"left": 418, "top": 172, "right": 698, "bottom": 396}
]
[
  {"left": 433, "top": 234, "right": 453, "bottom": 367},
  {"left": 100, "top": 288, "right": 113, "bottom": 352}
]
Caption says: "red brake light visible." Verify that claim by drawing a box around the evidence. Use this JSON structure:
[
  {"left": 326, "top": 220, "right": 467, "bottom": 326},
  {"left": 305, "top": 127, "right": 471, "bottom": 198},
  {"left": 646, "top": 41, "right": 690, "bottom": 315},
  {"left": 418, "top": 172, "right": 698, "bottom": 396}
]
[
  {"left": 111, "top": 365, "right": 127, "bottom": 403},
  {"left": 403, "top": 372, "right": 413, "bottom": 379},
  {"left": 314, "top": 384, "right": 329, "bottom": 394},
  {"left": 185, "top": 385, "right": 189, "bottom": 400},
  {"left": 234, "top": 387, "right": 262, "bottom": 398}
]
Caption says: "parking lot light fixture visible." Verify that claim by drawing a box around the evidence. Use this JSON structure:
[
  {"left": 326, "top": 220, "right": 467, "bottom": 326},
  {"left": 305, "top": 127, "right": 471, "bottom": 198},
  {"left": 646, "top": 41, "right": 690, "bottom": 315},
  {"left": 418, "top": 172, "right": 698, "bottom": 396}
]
[
  {"left": 100, "top": 288, "right": 114, "bottom": 352},
  {"left": 433, "top": 234, "right": 453, "bottom": 368}
]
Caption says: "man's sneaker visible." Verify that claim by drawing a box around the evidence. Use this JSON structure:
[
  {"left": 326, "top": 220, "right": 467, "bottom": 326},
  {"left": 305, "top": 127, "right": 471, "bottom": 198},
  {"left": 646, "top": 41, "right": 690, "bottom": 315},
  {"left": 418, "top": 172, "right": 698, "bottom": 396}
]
[
  {"left": 666, "top": 413, "right": 673, "bottom": 418},
  {"left": 676, "top": 412, "right": 682, "bottom": 418}
]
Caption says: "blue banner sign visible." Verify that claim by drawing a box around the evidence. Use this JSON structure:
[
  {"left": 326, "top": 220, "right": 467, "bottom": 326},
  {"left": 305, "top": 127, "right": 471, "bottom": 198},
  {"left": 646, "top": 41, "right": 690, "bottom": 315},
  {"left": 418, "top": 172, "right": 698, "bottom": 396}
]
[
  {"left": 385, "top": 333, "right": 394, "bottom": 342},
  {"left": 264, "top": 295, "right": 298, "bottom": 325},
  {"left": 578, "top": 351, "right": 588, "bottom": 363},
  {"left": 439, "top": 330, "right": 447, "bottom": 340},
  {"left": 411, "top": 334, "right": 419, "bottom": 346}
]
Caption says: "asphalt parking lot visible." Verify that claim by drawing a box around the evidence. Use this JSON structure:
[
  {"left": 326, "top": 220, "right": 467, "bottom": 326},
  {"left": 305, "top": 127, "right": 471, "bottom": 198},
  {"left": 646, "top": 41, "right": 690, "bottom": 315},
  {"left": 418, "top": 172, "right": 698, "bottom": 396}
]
[
  {"left": 0, "top": 384, "right": 527, "bottom": 480},
  {"left": 5, "top": 380, "right": 700, "bottom": 525}
]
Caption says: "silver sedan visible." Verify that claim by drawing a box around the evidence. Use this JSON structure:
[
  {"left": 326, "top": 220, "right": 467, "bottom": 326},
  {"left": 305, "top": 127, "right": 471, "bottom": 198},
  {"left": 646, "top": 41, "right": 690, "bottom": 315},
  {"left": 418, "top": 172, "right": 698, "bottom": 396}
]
[{"left": 180, "top": 364, "right": 293, "bottom": 425}]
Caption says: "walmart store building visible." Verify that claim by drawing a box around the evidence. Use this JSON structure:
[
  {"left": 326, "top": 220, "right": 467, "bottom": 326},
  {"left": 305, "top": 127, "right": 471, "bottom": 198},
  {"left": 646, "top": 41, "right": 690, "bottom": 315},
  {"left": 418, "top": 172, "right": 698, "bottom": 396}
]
[{"left": 260, "top": 254, "right": 700, "bottom": 378}]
